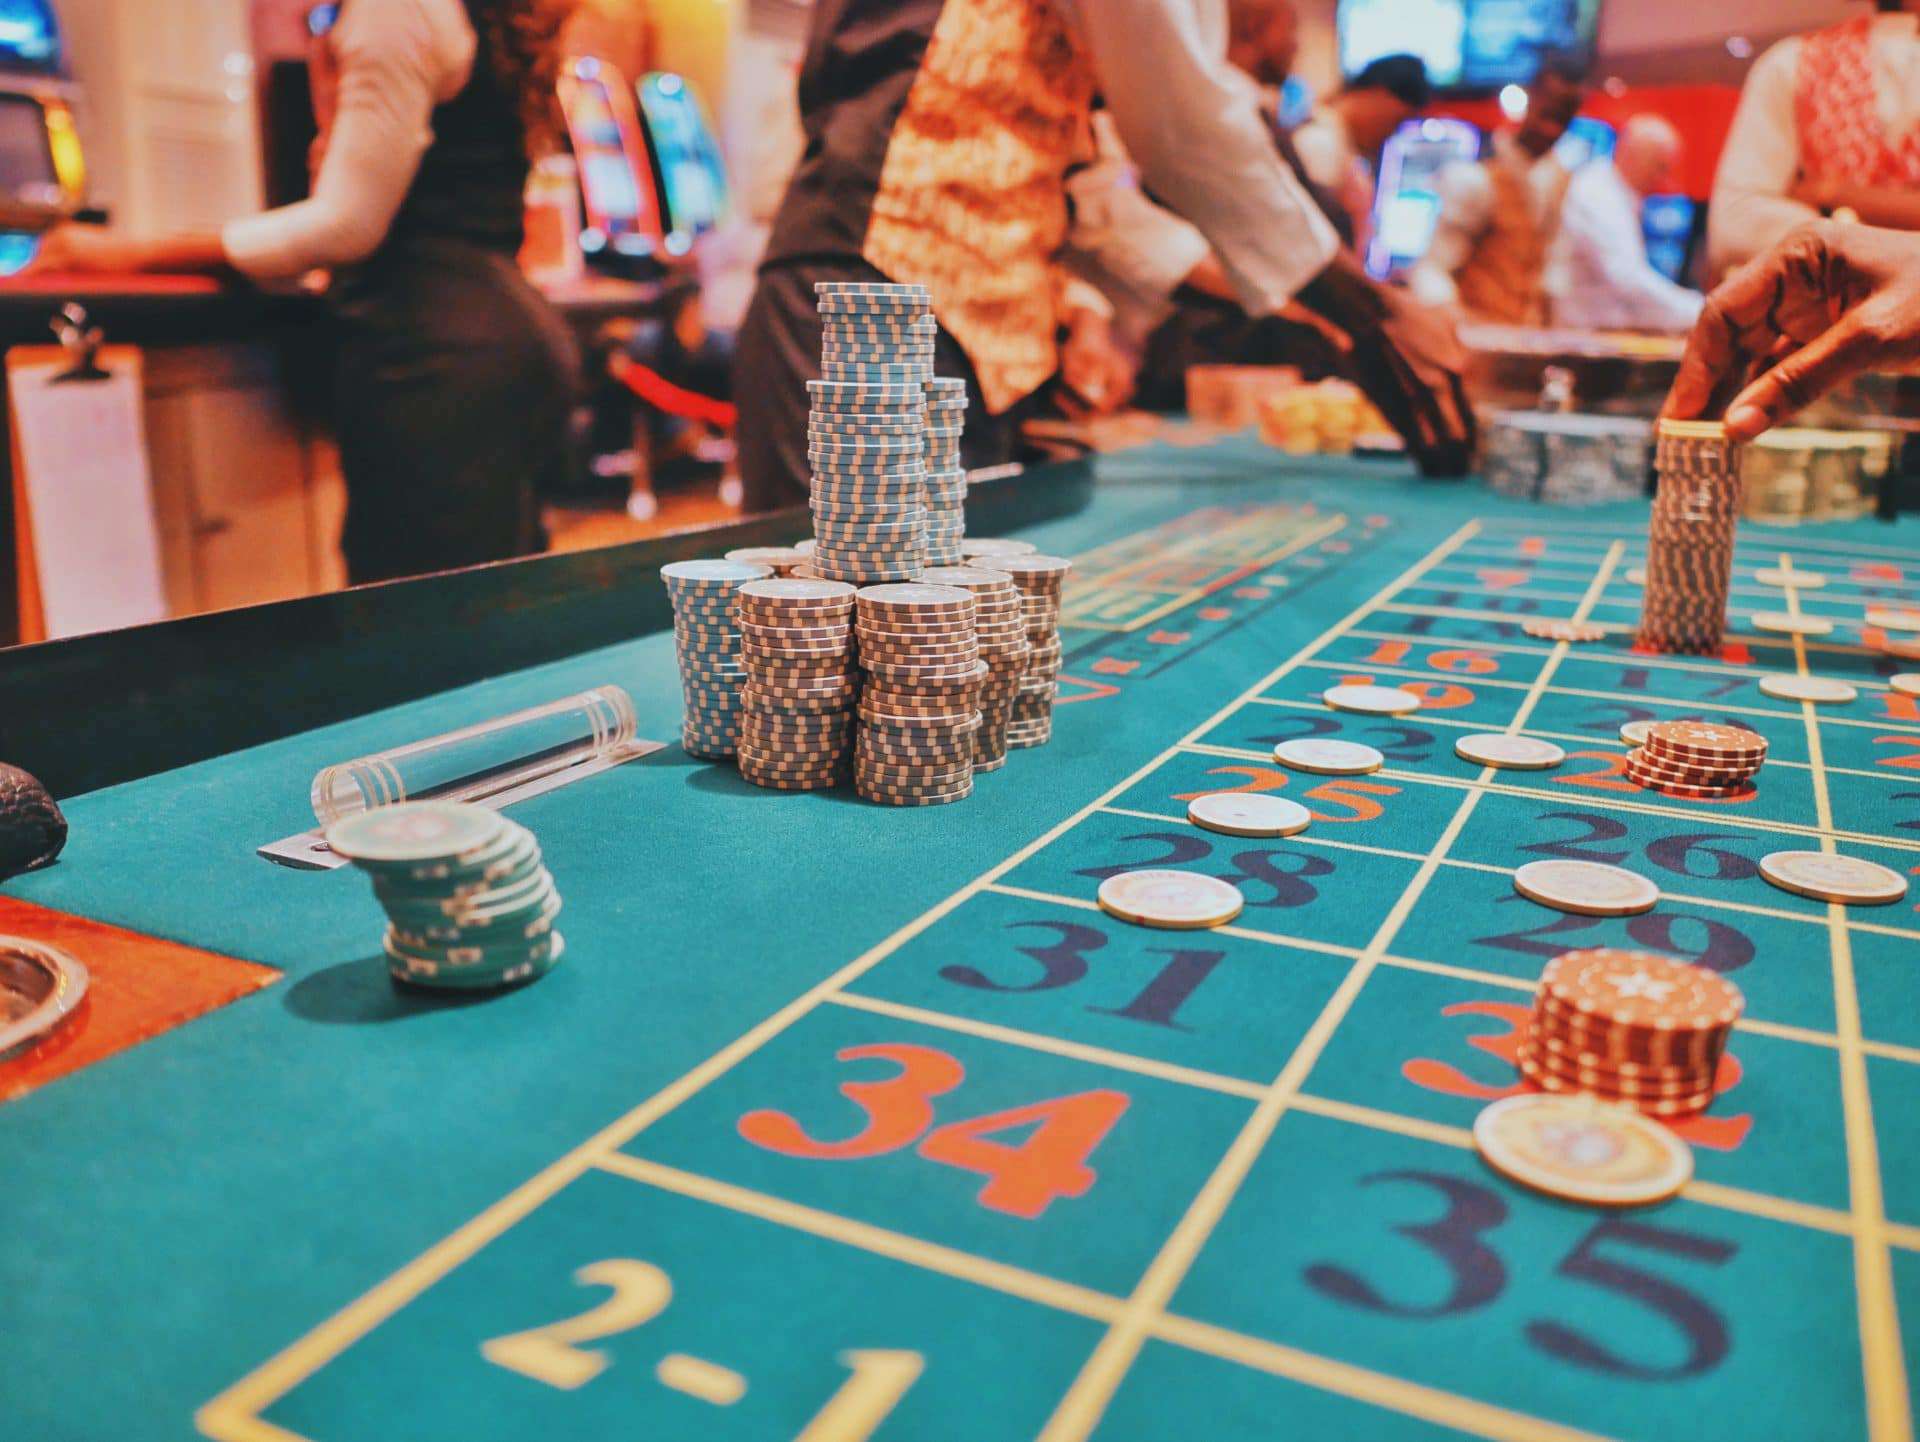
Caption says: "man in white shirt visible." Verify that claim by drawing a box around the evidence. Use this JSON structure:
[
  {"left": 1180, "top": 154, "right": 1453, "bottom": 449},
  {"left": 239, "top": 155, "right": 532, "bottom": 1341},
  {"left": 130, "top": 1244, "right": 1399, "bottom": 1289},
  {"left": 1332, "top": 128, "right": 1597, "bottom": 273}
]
[
  {"left": 1408, "top": 61, "right": 1585, "bottom": 324},
  {"left": 1708, "top": 2, "right": 1920, "bottom": 280},
  {"left": 1549, "top": 114, "right": 1703, "bottom": 333}
]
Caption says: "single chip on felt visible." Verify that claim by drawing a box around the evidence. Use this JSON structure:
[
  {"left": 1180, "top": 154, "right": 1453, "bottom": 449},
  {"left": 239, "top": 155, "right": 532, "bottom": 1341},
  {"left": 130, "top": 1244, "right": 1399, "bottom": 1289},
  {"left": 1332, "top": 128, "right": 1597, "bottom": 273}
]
[
  {"left": 1271, "top": 738, "right": 1384, "bottom": 774},
  {"left": 1513, "top": 859, "right": 1659, "bottom": 916},
  {"left": 1096, "top": 870, "right": 1244, "bottom": 930},
  {"left": 1522, "top": 618, "right": 1606, "bottom": 643},
  {"left": 1187, "top": 792, "right": 1310, "bottom": 838},
  {"left": 1749, "top": 611, "right": 1834, "bottom": 637},
  {"left": 1473, "top": 1093, "right": 1692, "bottom": 1206},
  {"left": 0, "top": 763, "right": 67, "bottom": 879},
  {"left": 1618, "top": 720, "right": 1655, "bottom": 746},
  {"left": 1454, "top": 734, "right": 1565, "bottom": 770},
  {"left": 1892, "top": 674, "right": 1920, "bottom": 698},
  {"left": 1758, "top": 674, "right": 1856, "bottom": 704},
  {"left": 1758, "top": 850, "right": 1908, "bottom": 905},
  {"left": 1323, "top": 683, "right": 1420, "bottom": 716}
]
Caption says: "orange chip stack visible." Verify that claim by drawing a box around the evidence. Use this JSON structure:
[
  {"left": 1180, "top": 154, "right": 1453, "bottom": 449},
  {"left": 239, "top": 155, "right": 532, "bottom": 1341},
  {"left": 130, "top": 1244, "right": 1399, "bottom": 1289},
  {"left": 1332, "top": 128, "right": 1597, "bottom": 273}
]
[
  {"left": 1625, "top": 720, "right": 1767, "bottom": 799},
  {"left": 1517, "top": 947, "right": 1744, "bottom": 1118}
]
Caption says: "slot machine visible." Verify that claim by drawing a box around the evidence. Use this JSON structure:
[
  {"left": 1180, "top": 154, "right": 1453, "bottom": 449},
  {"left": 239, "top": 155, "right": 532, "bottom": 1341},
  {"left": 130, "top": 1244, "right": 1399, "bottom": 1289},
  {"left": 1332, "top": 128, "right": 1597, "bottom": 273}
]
[
  {"left": 634, "top": 71, "right": 729, "bottom": 259},
  {"left": 0, "top": 0, "right": 86, "bottom": 275},
  {"left": 1365, "top": 117, "right": 1479, "bottom": 280},
  {"left": 556, "top": 56, "right": 668, "bottom": 275}
]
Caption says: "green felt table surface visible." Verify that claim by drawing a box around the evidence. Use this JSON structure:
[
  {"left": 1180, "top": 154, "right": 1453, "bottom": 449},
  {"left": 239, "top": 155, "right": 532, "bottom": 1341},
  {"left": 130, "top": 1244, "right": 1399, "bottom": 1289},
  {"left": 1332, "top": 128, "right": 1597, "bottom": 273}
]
[{"left": 4, "top": 439, "right": 1920, "bottom": 1442}]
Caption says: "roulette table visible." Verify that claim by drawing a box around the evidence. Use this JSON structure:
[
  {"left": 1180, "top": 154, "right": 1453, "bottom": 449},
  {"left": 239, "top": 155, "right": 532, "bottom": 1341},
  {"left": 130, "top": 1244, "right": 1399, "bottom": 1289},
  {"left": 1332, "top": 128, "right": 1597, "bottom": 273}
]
[{"left": 3, "top": 437, "right": 1918, "bottom": 1442}]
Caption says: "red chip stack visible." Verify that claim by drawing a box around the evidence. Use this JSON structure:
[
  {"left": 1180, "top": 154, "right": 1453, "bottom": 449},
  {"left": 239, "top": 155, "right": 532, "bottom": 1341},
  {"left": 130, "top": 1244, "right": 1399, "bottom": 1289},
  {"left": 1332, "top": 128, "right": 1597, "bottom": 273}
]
[
  {"left": 1626, "top": 720, "right": 1767, "bottom": 799},
  {"left": 1518, "top": 947, "right": 1745, "bottom": 1118}
]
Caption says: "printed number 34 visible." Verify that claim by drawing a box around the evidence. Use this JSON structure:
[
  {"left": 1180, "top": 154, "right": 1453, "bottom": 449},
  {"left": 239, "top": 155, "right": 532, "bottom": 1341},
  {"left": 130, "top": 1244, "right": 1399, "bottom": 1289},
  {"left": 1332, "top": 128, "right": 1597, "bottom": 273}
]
[{"left": 739, "top": 1042, "right": 1130, "bottom": 1220}]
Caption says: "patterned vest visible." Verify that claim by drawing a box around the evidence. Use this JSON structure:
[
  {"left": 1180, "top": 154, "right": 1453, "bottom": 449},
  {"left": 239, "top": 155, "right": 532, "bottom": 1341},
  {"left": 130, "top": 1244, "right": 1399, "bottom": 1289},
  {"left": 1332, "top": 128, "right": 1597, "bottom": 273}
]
[
  {"left": 1795, "top": 15, "right": 1920, "bottom": 186},
  {"left": 861, "top": 0, "right": 1096, "bottom": 413},
  {"left": 1455, "top": 148, "right": 1567, "bottom": 327}
]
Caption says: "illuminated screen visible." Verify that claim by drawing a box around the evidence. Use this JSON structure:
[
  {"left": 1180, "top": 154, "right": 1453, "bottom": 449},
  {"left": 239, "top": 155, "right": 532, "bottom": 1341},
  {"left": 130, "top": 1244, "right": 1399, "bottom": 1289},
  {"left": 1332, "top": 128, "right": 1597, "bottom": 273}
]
[
  {"left": 0, "top": 93, "right": 55, "bottom": 200},
  {"left": 637, "top": 73, "right": 729, "bottom": 240},
  {"left": 0, "top": 0, "right": 58, "bottom": 72},
  {"left": 1339, "top": 0, "right": 1599, "bottom": 92},
  {"left": 1366, "top": 117, "right": 1481, "bottom": 278}
]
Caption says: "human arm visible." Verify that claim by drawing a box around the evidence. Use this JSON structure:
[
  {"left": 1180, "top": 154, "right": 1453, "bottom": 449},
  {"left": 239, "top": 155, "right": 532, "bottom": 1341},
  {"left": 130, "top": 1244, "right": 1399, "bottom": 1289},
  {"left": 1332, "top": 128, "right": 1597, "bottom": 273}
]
[
  {"left": 1055, "top": 273, "right": 1136, "bottom": 417},
  {"left": 222, "top": 0, "right": 471, "bottom": 279},
  {"left": 1791, "top": 176, "right": 1920, "bottom": 232},
  {"left": 1663, "top": 220, "right": 1920, "bottom": 439},
  {"left": 1706, "top": 38, "right": 1818, "bottom": 278},
  {"left": 1069, "top": 0, "right": 1338, "bottom": 315}
]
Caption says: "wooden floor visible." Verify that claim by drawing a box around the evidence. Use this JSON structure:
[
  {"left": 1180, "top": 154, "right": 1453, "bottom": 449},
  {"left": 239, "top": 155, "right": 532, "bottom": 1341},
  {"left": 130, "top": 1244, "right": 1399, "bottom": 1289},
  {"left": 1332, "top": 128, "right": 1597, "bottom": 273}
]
[{"left": 544, "top": 482, "right": 742, "bottom": 554}]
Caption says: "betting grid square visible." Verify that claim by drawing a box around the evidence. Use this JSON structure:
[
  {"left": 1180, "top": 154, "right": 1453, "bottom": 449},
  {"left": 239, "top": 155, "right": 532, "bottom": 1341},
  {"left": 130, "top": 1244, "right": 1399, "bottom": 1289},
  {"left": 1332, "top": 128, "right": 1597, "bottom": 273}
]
[{"left": 196, "top": 516, "right": 1919, "bottom": 1442}]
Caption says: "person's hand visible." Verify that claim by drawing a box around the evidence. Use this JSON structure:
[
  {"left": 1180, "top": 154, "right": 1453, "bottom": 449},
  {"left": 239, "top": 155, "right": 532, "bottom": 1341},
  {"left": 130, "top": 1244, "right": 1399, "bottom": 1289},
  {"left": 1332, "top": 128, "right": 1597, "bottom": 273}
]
[
  {"left": 1059, "top": 311, "right": 1137, "bottom": 418},
  {"left": 1664, "top": 220, "right": 1920, "bottom": 441},
  {"left": 24, "top": 225, "right": 149, "bottom": 276}
]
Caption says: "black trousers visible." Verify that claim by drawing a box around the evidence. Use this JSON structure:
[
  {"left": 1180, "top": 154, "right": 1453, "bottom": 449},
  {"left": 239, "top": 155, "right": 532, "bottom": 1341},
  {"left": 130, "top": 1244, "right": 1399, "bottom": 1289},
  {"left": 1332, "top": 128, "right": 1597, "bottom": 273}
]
[
  {"left": 331, "top": 237, "right": 581, "bottom": 584},
  {"left": 734, "top": 257, "right": 1021, "bottom": 514}
]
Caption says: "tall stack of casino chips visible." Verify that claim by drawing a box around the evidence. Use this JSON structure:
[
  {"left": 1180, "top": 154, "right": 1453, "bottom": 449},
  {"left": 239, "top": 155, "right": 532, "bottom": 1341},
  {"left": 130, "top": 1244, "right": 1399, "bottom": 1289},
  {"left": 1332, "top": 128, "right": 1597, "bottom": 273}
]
[
  {"left": 990, "top": 554, "right": 1072, "bottom": 749},
  {"left": 922, "top": 566, "right": 1027, "bottom": 772},
  {"left": 733, "top": 578, "right": 860, "bottom": 790},
  {"left": 1636, "top": 419, "right": 1741, "bottom": 655},
  {"left": 853, "top": 583, "right": 982, "bottom": 806},
  {"left": 1516, "top": 946, "right": 1744, "bottom": 1117},
  {"left": 922, "top": 378, "right": 968, "bottom": 564},
  {"left": 663, "top": 559, "right": 775, "bottom": 759},
  {"left": 325, "top": 801, "right": 564, "bottom": 990},
  {"left": 808, "top": 281, "right": 936, "bottom": 585}
]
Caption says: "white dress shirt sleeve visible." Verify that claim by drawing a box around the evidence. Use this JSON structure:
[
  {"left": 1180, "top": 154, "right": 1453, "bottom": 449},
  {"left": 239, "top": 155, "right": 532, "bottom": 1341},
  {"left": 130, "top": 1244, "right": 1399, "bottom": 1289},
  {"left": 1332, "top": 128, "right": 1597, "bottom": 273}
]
[
  {"left": 1706, "top": 37, "right": 1817, "bottom": 278},
  {"left": 222, "top": 0, "right": 475, "bottom": 280},
  {"left": 1553, "top": 165, "right": 1703, "bottom": 332},
  {"left": 1064, "top": 0, "right": 1338, "bottom": 315}
]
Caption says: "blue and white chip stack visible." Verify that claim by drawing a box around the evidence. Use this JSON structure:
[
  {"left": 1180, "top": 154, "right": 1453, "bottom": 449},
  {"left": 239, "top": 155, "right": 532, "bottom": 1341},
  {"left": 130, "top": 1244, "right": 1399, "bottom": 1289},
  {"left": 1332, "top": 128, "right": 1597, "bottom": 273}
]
[
  {"left": 807, "top": 281, "right": 936, "bottom": 585},
  {"left": 661, "top": 558, "right": 776, "bottom": 760},
  {"left": 922, "top": 377, "right": 968, "bottom": 565}
]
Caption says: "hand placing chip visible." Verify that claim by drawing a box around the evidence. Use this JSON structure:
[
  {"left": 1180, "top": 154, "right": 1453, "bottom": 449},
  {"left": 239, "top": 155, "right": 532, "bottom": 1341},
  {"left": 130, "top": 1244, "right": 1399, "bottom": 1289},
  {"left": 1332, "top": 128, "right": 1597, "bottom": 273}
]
[{"left": 1664, "top": 220, "right": 1920, "bottom": 441}]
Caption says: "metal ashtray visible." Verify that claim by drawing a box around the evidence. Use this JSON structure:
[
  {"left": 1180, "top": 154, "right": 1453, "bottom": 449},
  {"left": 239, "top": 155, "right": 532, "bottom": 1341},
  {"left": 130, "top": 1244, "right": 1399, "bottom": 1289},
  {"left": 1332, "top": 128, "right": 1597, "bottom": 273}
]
[{"left": 0, "top": 935, "right": 88, "bottom": 1057}]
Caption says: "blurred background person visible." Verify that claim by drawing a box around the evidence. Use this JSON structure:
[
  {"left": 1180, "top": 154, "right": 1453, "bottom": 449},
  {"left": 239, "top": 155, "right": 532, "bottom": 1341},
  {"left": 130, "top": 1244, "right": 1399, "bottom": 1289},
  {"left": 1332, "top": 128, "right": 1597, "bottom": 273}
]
[
  {"left": 733, "top": 0, "right": 1474, "bottom": 513},
  {"left": 1710, "top": 0, "right": 1920, "bottom": 278},
  {"left": 1408, "top": 59, "right": 1587, "bottom": 324},
  {"left": 1549, "top": 113, "right": 1703, "bottom": 332},
  {"left": 1291, "top": 53, "right": 1433, "bottom": 243},
  {"left": 31, "top": 0, "right": 582, "bottom": 584}
]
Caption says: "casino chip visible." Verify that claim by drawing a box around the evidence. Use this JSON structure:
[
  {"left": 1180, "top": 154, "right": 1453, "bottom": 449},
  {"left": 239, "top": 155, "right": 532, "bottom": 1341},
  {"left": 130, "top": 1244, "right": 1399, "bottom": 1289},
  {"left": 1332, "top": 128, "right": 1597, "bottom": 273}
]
[
  {"left": 1618, "top": 720, "right": 1654, "bottom": 746},
  {"left": 1758, "top": 850, "right": 1908, "bottom": 906},
  {"left": 1522, "top": 618, "right": 1605, "bottom": 643},
  {"left": 960, "top": 537, "right": 1038, "bottom": 559},
  {"left": 1866, "top": 605, "right": 1920, "bottom": 633},
  {"left": 1454, "top": 734, "right": 1564, "bottom": 769},
  {"left": 1513, "top": 859, "right": 1658, "bottom": 916},
  {"left": 1323, "top": 684, "right": 1420, "bottom": 716},
  {"left": 1097, "top": 870, "right": 1244, "bottom": 929},
  {"left": 1271, "top": 738, "right": 1383, "bottom": 775},
  {"left": 1758, "top": 674, "right": 1856, "bottom": 704},
  {"left": 1473, "top": 1094, "right": 1693, "bottom": 1206},
  {"left": 1892, "top": 674, "right": 1920, "bottom": 698},
  {"left": 975, "top": 555, "right": 1072, "bottom": 750},
  {"left": 1637, "top": 420, "right": 1739, "bottom": 656},
  {"left": 1187, "top": 792, "right": 1310, "bottom": 838},
  {"left": 853, "top": 582, "right": 981, "bottom": 805},
  {"left": 1750, "top": 612, "right": 1834, "bottom": 637},
  {"left": 327, "top": 802, "right": 564, "bottom": 991}
]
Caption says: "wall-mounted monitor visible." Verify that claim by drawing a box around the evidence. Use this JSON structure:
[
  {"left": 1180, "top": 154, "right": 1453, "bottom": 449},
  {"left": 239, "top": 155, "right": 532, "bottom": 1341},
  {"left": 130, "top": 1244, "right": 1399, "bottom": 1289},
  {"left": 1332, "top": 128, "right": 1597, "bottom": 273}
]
[
  {"left": 1338, "top": 0, "right": 1601, "bottom": 93},
  {"left": 0, "top": 0, "right": 59, "bottom": 74}
]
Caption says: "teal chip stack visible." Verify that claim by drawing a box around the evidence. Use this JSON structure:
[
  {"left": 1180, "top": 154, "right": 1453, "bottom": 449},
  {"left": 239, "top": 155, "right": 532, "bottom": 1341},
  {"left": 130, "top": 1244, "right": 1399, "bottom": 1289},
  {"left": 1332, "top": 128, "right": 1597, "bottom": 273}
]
[
  {"left": 808, "top": 280, "right": 935, "bottom": 585},
  {"left": 922, "top": 377, "right": 968, "bottom": 565},
  {"left": 663, "top": 558, "right": 776, "bottom": 759},
  {"left": 325, "top": 801, "right": 564, "bottom": 990}
]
